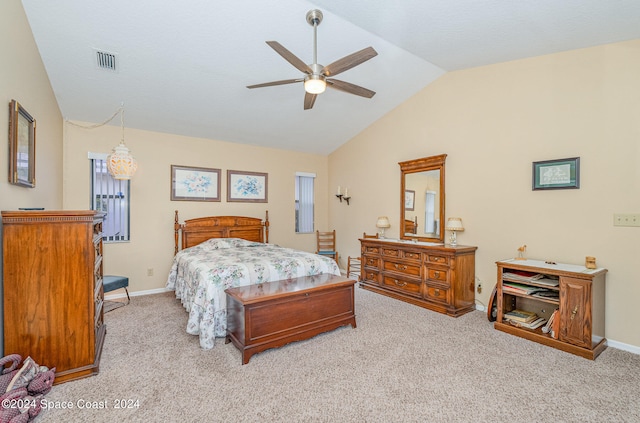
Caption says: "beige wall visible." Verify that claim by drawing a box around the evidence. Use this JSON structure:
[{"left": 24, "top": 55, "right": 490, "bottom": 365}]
[
  {"left": 0, "top": 0, "right": 63, "bottom": 354},
  {"left": 0, "top": 0, "right": 63, "bottom": 210},
  {"left": 63, "top": 123, "right": 329, "bottom": 292},
  {"left": 329, "top": 40, "right": 640, "bottom": 349}
]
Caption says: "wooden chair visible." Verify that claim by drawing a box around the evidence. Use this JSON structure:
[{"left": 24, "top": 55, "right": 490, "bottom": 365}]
[
  {"left": 316, "top": 230, "right": 338, "bottom": 264},
  {"left": 347, "top": 256, "right": 362, "bottom": 281}
]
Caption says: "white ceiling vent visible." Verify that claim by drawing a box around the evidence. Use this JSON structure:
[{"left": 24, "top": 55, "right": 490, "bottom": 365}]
[{"left": 94, "top": 49, "right": 118, "bottom": 72}]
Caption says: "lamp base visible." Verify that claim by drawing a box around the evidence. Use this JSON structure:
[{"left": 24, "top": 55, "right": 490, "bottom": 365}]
[
  {"left": 378, "top": 228, "right": 386, "bottom": 239},
  {"left": 449, "top": 231, "right": 457, "bottom": 246}
]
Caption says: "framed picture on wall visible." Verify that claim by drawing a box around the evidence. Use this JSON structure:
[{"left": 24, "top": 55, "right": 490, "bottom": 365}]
[
  {"left": 405, "top": 190, "right": 415, "bottom": 211},
  {"left": 8, "top": 100, "right": 36, "bottom": 188},
  {"left": 532, "top": 157, "right": 580, "bottom": 190},
  {"left": 227, "top": 170, "right": 268, "bottom": 203},
  {"left": 171, "top": 165, "right": 221, "bottom": 201}
]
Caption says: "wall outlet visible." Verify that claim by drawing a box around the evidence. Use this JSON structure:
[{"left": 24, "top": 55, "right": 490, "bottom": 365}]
[
  {"left": 476, "top": 282, "right": 482, "bottom": 294},
  {"left": 613, "top": 213, "right": 640, "bottom": 227},
  {"left": 147, "top": 268, "right": 154, "bottom": 276}
]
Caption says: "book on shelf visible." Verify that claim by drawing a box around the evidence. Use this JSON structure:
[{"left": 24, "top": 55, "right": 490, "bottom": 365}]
[
  {"left": 502, "top": 282, "right": 546, "bottom": 295},
  {"left": 504, "top": 309, "right": 538, "bottom": 323},
  {"left": 502, "top": 270, "right": 545, "bottom": 282},
  {"left": 506, "top": 316, "right": 547, "bottom": 330},
  {"left": 531, "top": 290, "right": 560, "bottom": 300}
]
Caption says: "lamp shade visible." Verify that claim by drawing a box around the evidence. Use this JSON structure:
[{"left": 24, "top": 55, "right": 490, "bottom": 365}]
[
  {"left": 304, "top": 76, "right": 326, "bottom": 94},
  {"left": 107, "top": 142, "right": 138, "bottom": 180},
  {"left": 376, "top": 216, "right": 391, "bottom": 229},
  {"left": 445, "top": 217, "right": 464, "bottom": 231}
]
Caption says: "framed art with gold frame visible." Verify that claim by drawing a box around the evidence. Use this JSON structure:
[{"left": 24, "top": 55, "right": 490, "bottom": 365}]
[{"left": 8, "top": 100, "right": 36, "bottom": 187}]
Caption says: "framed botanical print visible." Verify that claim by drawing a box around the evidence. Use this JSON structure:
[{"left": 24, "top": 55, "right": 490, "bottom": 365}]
[
  {"left": 227, "top": 170, "right": 268, "bottom": 203},
  {"left": 171, "top": 165, "right": 221, "bottom": 201}
]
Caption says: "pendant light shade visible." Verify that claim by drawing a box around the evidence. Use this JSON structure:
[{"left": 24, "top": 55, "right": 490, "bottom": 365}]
[
  {"left": 106, "top": 106, "right": 137, "bottom": 180},
  {"left": 107, "top": 142, "right": 138, "bottom": 180}
]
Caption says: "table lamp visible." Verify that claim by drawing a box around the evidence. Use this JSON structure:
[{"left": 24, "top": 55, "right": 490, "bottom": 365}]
[
  {"left": 376, "top": 216, "right": 391, "bottom": 238},
  {"left": 445, "top": 217, "right": 464, "bottom": 246}
]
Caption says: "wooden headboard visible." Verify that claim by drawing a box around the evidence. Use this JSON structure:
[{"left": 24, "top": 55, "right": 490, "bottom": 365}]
[{"left": 174, "top": 210, "right": 269, "bottom": 254}]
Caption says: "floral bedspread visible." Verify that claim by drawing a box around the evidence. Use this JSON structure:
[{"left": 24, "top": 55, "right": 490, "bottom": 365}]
[{"left": 166, "top": 238, "right": 341, "bottom": 349}]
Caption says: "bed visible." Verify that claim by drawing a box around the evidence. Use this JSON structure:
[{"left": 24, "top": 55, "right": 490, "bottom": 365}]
[{"left": 166, "top": 210, "right": 341, "bottom": 349}]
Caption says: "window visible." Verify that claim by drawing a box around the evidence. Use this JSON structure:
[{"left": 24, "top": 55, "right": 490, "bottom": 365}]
[
  {"left": 425, "top": 191, "right": 436, "bottom": 234},
  {"left": 295, "top": 172, "right": 315, "bottom": 233},
  {"left": 90, "top": 153, "right": 131, "bottom": 242}
]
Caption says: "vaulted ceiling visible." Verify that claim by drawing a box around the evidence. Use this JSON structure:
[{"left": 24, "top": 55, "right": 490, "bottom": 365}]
[{"left": 21, "top": 0, "right": 640, "bottom": 154}]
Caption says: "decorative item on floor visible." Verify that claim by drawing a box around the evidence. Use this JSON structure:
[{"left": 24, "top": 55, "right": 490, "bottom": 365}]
[
  {"left": 0, "top": 354, "right": 56, "bottom": 422},
  {"left": 445, "top": 217, "right": 464, "bottom": 246},
  {"left": 376, "top": 216, "right": 390, "bottom": 238},
  {"left": 516, "top": 244, "right": 527, "bottom": 260},
  {"left": 8, "top": 99, "right": 36, "bottom": 188},
  {"left": 107, "top": 105, "right": 138, "bottom": 180},
  {"left": 103, "top": 275, "right": 130, "bottom": 312},
  {"left": 585, "top": 256, "right": 597, "bottom": 269}
]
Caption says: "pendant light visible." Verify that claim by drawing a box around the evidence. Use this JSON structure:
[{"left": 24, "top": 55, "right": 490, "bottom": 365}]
[{"left": 106, "top": 106, "right": 137, "bottom": 180}]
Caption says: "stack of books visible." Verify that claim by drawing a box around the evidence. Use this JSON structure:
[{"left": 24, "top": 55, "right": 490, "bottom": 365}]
[{"left": 503, "top": 309, "right": 547, "bottom": 329}]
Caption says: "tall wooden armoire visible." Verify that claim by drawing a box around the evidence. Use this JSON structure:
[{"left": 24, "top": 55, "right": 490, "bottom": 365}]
[{"left": 2, "top": 210, "right": 106, "bottom": 384}]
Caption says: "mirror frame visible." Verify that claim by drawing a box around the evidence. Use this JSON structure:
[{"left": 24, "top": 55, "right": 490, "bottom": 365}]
[{"left": 399, "top": 154, "right": 447, "bottom": 243}]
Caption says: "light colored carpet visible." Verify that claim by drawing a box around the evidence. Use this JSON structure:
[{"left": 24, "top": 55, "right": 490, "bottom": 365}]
[{"left": 38, "top": 287, "right": 640, "bottom": 422}]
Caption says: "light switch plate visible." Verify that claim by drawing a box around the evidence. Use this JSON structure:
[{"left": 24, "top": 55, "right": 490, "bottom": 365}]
[{"left": 613, "top": 213, "right": 640, "bottom": 227}]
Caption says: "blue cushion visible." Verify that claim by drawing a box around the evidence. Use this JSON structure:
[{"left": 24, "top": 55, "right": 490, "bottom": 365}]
[{"left": 103, "top": 275, "right": 129, "bottom": 293}]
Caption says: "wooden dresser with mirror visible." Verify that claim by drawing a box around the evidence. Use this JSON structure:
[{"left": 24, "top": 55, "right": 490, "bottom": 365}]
[{"left": 359, "top": 154, "right": 478, "bottom": 317}]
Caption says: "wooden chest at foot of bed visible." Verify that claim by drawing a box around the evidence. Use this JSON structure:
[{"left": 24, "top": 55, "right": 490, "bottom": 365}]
[{"left": 225, "top": 273, "right": 357, "bottom": 364}]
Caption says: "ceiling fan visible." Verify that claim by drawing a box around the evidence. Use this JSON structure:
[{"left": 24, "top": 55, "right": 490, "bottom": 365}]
[{"left": 247, "top": 9, "right": 378, "bottom": 110}]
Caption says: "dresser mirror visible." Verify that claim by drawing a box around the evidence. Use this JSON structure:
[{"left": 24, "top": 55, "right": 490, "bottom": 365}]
[{"left": 399, "top": 154, "right": 446, "bottom": 243}]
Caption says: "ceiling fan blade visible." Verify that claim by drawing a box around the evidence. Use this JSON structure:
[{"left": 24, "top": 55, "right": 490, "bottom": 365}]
[
  {"left": 322, "top": 47, "right": 378, "bottom": 77},
  {"left": 266, "top": 41, "right": 313, "bottom": 75},
  {"left": 326, "top": 79, "right": 376, "bottom": 98},
  {"left": 247, "top": 79, "right": 302, "bottom": 89},
  {"left": 304, "top": 92, "right": 317, "bottom": 110}
]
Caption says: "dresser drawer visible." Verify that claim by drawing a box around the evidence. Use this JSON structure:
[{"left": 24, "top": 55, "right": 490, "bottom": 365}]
[
  {"left": 363, "top": 246, "right": 380, "bottom": 254},
  {"left": 424, "top": 284, "right": 450, "bottom": 304},
  {"left": 426, "top": 267, "right": 449, "bottom": 284},
  {"left": 382, "top": 275, "right": 421, "bottom": 297},
  {"left": 362, "top": 270, "right": 380, "bottom": 284},
  {"left": 363, "top": 256, "right": 380, "bottom": 268},
  {"left": 382, "top": 248, "right": 422, "bottom": 262},
  {"left": 384, "top": 260, "right": 421, "bottom": 278},
  {"left": 427, "top": 254, "right": 449, "bottom": 265}
]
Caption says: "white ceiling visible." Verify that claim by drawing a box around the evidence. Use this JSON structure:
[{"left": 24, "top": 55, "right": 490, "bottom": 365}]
[{"left": 21, "top": 0, "right": 640, "bottom": 155}]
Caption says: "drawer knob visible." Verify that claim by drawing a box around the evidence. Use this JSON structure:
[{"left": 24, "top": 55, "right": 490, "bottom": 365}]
[
  {"left": 394, "top": 279, "right": 407, "bottom": 287},
  {"left": 434, "top": 288, "right": 440, "bottom": 296},
  {"left": 394, "top": 264, "right": 407, "bottom": 271},
  {"left": 434, "top": 271, "right": 440, "bottom": 278}
]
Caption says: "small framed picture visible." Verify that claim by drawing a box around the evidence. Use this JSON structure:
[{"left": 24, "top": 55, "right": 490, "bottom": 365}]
[
  {"left": 171, "top": 165, "right": 221, "bottom": 201},
  {"left": 532, "top": 157, "right": 580, "bottom": 190},
  {"left": 227, "top": 170, "right": 268, "bottom": 203},
  {"left": 405, "top": 190, "right": 415, "bottom": 211},
  {"left": 8, "top": 100, "right": 36, "bottom": 188}
]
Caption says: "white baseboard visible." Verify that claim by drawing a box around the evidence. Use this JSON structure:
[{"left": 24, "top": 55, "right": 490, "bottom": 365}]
[{"left": 104, "top": 287, "right": 171, "bottom": 300}]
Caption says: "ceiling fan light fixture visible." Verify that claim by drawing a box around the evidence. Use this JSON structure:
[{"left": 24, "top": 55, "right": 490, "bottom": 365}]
[{"left": 304, "top": 76, "right": 326, "bottom": 94}]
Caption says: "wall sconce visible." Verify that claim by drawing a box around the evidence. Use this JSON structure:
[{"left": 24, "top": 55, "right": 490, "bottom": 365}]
[
  {"left": 376, "top": 216, "right": 390, "bottom": 238},
  {"left": 336, "top": 186, "right": 351, "bottom": 205},
  {"left": 445, "top": 217, "right": 464, "bottom": 246}
]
